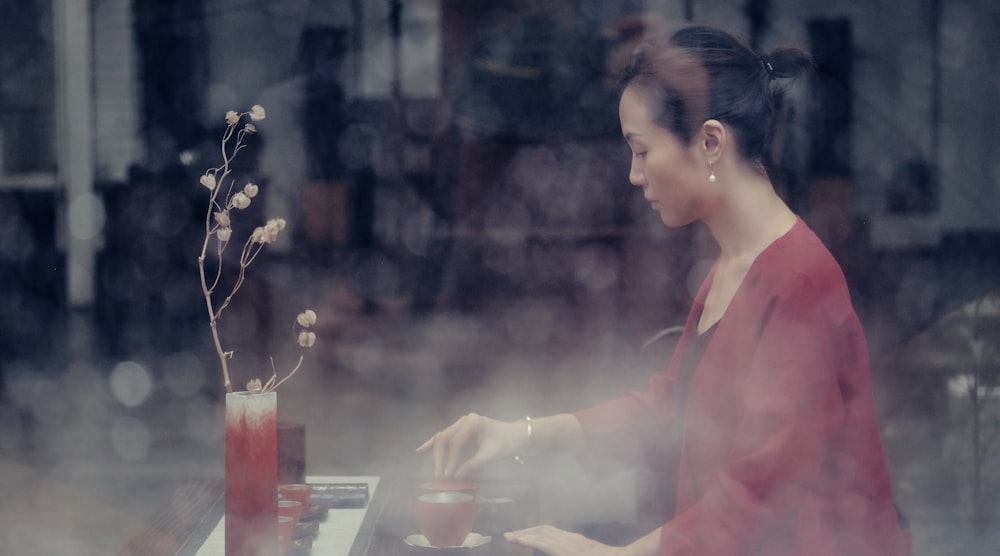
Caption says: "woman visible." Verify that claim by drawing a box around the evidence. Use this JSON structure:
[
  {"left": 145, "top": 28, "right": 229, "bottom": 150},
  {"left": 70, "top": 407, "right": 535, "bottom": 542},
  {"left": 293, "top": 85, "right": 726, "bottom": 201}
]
[{"left": 417, "top": 24, "right": 911, "bottom": 556}]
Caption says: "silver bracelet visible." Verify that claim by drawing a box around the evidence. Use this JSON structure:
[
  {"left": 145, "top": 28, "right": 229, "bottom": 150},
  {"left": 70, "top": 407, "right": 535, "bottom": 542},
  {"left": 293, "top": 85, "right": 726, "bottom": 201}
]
[{"left": 514, "top": 416, "right": 532, "bottom": 464}]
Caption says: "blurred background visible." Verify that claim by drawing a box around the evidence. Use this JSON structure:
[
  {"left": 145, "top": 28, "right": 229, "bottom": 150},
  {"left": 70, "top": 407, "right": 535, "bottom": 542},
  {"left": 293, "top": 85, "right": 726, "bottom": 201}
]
[{"left": 1, "top": 0, "right": 998, "bottom": 554}]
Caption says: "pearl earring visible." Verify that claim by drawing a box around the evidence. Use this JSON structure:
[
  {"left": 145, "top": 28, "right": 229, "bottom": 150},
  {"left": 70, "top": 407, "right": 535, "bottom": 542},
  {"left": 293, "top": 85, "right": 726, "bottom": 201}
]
[{"left": 708, "top": 162, "right": 717, "bottom": 183}]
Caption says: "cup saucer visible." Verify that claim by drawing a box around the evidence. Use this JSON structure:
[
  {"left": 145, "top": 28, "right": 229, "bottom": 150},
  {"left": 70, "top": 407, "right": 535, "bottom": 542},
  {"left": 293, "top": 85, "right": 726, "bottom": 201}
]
[{"left": 403, "top": 532, "right": 492, "bottom": 549}]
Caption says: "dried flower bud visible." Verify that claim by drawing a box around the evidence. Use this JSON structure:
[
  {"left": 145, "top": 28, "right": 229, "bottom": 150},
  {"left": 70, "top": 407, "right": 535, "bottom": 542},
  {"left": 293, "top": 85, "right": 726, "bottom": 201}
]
[
  {"left": 247, "top": 378, "right": 263, "bottom": 393},
  {"left": 225, "top": 111, "right": 239, "bottom": 125},
  {"left": 263, "top": 218, "right": 285, "bottom": 243},
  {"left": 231, "top": 192, "right": 251, "bottom": 210},
  {"left": 251, "top": 226, "right": 268, "bottom": 244},
  {"left": 244, "top": 123, "right": 257, "bottom": 134},
  {"left": 243, "top": 183, "right": 259, "bottom": 198},
  {"left": 214, "top": 211, "right": 231, "bottom": 227},
  {"left": 249, "top": 105, "right": 266, "bottom": 121},
  {"left": 217, "top": 227, "right": 232, "bottom": 242},
  {"left": 296, "top": 309, "right": 317, "bottom": 327},
  {"left": 298, "top": 331, "right": 316, "bottom": 348},
  {"left": 200, "top": 173, "right": 216, "bottom": 190}
]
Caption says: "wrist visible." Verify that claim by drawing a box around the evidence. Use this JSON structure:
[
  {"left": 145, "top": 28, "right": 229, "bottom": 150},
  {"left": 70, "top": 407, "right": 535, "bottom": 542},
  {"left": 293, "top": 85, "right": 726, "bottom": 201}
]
[{"left": 513, "top": 416, "right": 532, "bottom": 464}]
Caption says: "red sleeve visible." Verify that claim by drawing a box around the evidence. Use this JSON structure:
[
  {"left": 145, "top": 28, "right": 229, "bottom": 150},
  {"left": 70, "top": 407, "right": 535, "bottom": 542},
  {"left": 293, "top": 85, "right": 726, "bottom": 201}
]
[
  {"left": 660, "top": 277, "right": 847, "bottom": 555},
  {"left": 573, "top": 294, "right": 707, "bottom": 474},
  {"left": 572, "top": 370, "right": 678, "bottom": 475}
]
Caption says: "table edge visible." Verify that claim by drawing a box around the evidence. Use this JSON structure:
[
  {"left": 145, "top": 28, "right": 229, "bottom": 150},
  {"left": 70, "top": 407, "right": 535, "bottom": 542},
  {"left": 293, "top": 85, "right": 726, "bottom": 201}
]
[{"left": 173, "top": 476, "right": 385, "bottom": 556}]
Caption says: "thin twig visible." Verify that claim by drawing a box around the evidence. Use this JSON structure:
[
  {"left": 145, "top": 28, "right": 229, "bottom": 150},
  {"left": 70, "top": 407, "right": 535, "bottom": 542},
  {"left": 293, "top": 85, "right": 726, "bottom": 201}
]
[
  {"left": 266, "top": 353, "right": 306, "bottom": 393},
  {"left": 198, "top": 106, "right": 313, "bottom": 395}
]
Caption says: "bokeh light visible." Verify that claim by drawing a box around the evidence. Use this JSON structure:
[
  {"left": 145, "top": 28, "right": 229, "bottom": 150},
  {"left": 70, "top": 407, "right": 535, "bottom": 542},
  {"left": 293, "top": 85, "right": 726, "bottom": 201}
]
[{"left": 109, "top": 360, "right": 153, "bottom": 408}]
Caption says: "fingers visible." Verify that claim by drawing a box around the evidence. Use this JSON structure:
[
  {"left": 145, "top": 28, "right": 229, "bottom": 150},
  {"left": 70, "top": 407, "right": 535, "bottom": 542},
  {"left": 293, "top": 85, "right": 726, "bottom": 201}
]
[
  {"left": 444, "top": 416, "right": 479, "bottom": 478},
  {"left": 421, "top": 413, "right": 481, "bottom": 478},
  {"left": 504, "top": 525, "right": 560, "bottom": 554},
  {"left": 453, "top": 457, "right": 479, "bottom": 481},
  {"left": 504, "top": 526, "right": 598, "bottom": 556},
  {"left": 504, "top": 524, "right": 551, "bottom": 543},
  {"left": 415, "top": 435, "right": 434, "bottom": 454},
  {"left": 431, "top": 424, "right": 450, "bottom": 477},
  {"left": 419, "top": 413, "right": 518, "bottom": 479}
]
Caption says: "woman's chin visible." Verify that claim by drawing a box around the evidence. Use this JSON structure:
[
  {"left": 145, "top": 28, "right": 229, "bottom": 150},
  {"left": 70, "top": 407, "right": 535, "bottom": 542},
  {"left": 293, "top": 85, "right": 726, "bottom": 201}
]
[{"left": 659, "top": 212, "right": 691, "bottom": 228}]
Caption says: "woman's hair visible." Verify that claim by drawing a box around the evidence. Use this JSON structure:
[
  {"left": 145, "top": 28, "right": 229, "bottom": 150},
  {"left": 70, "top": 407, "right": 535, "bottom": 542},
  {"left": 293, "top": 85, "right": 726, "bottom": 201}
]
[{"left": 618, "top": 24, "right": 812, "bottom": 170}]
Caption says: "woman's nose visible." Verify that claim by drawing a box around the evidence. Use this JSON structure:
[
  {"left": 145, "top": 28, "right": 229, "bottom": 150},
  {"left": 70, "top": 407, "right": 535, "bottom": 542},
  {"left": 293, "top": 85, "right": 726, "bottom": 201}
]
[{"left": 629, "top": 163, "right": 644, "bottom": 186}]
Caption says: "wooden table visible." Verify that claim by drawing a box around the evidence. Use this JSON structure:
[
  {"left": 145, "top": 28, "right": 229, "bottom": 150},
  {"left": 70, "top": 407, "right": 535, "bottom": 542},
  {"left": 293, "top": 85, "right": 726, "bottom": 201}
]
[{"left": 119, "top": 475, "right": 538, "bottom": 555}]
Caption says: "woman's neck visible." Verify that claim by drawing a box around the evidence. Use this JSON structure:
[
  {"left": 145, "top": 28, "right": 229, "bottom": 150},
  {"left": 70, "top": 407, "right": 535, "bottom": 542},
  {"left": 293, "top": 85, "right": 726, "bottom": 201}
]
[{"left": 702, "top": 165, "right": 797, "bottom": 263}]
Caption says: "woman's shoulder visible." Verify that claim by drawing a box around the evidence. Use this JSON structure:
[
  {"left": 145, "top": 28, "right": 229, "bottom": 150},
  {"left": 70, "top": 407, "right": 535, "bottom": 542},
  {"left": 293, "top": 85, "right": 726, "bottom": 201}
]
[{"left": 753, "top": 218, "right": 850, "bottom": 297}]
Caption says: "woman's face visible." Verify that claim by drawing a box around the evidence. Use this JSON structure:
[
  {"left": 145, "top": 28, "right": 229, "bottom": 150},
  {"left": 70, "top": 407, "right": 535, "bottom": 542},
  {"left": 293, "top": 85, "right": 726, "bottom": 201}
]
[{"left": 619, "top": 86, "right": 709, "bottom": 227}]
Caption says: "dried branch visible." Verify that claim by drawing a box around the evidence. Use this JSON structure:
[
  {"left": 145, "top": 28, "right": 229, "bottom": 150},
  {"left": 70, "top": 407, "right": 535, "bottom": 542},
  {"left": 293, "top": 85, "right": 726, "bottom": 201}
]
[{"left": 196, "top": 106, "right": 317, "bottom": 394}]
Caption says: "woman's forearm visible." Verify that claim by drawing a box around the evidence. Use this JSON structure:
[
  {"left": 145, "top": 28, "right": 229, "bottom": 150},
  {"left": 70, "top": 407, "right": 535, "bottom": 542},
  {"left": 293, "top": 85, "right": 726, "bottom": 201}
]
[{"left": 523, "top": 413, "right": 586, "bottom": 455}]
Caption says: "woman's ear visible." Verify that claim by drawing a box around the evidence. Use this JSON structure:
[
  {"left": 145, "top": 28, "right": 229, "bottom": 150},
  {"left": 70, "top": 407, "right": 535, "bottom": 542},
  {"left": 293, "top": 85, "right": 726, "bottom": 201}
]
[{"left": 700, "top": 119, "right": 725, "bottom": 160}]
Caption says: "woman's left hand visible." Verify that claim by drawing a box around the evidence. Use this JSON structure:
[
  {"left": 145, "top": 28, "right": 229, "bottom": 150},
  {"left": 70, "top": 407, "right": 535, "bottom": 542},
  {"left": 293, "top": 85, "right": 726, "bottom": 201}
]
[{"left": 504, "top": 525, "right": 624, "bottom": 556}]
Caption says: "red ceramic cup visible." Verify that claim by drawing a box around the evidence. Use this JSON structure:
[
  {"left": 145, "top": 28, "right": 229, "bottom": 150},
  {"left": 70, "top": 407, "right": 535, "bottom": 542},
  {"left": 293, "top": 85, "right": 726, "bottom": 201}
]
[
  {"left": 278, "top": 499, "right": 304, "bottom": 523},
  {"left": 277, "top": 515, "right": 296, "bottom": 538},
  {"left": 279, "top": 483, "right": 312, "bottom": 508},
  {"left": 415, "top": 491, "right": 478, "bottom": 547},
  {"left": 276, "top": 515, "right": 296, "bottom": 556},
  {"left": 419, "top": 479, "right": 477, "bottom": 493}
]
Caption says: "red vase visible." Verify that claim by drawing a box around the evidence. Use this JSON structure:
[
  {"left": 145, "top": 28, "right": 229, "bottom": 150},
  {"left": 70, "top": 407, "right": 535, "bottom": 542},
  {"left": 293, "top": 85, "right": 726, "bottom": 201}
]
[{"left": 225, "top": 391, "right": 278, "bottom": 556}]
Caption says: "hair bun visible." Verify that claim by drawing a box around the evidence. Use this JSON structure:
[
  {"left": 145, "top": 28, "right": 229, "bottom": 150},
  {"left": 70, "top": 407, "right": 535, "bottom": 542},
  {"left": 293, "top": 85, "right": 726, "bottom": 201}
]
[
  {"left": 766, "top": 46, "right": 813, "bottom": 79},
  {"left": 759, "top": 54, "right": 776, "bottom": 80}
]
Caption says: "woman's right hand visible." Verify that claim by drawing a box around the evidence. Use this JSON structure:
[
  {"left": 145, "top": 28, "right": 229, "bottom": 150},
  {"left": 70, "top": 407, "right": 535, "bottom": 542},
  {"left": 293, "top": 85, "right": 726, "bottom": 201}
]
[{"left": 415, "top": 413, "right": 526, "bottom": 480}]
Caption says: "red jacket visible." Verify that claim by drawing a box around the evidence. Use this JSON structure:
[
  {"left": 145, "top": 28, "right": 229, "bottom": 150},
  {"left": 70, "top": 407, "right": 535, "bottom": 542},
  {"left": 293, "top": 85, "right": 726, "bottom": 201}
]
[{"left": 575, "top": 219, "right": 911, "bottom": 556}]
